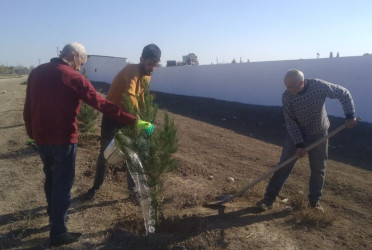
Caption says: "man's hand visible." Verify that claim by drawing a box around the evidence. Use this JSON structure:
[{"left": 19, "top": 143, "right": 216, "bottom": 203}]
[
  {"left": 27, "top": 138, "right": 37, "bottom": 151},
  {"left": 345, "top": 117, "right": 357, "bottom": 129},
  {"left": 296, "top": 148, "right": 307, "bottom": 158},
  {"left": 27, "top": 138, "right": 35, "bottom": 144},
  {"left": 136, "top": 120, "right": 154, "bottom": 136}
]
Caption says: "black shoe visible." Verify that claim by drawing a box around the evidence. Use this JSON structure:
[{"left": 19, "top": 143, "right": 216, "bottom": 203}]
[
  {"left": 80, "top": 187, "right": 98, "bottom": 201},
  {"left": 50, "top": 232, "right": 82, "bottom": 247},
  {"left": 256, "top": 198, "right": 274, "bottom": 212}
]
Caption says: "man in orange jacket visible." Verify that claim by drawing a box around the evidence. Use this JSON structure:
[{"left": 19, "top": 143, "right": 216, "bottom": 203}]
[{"left": 83, "top": 44, "right": 161, "bottom": 200}]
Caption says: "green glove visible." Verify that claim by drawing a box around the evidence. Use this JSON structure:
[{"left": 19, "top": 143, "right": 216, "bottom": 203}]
[
  {"left": 27, "top": 138, "right": 35, "bottom": 144},
  {"left": 136, "top": 120, "right": 154, "bottom": 136},
  {"left": 27, "top": 138, "right": 37, "bottom": 151}
]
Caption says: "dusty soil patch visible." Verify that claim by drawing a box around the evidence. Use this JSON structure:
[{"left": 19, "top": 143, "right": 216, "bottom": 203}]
[{"left": 0, "top": 77, "right": 371, "bottom": 249}]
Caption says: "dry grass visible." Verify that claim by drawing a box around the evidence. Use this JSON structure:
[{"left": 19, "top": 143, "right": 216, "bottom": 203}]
[{"left": 289, "top": 194, "right": 335, "bottom": 228}]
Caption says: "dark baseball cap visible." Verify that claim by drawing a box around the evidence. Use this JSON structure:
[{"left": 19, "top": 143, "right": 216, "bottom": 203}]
[{"left": 142, "top": 44, "right": 161, "bottom": 62}]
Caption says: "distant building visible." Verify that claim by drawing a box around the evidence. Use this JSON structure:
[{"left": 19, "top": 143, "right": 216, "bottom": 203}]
[
  {"left": 177, "top": 61, "right": 186, "bottom": 66},
  {"left": 8, "top": 66, "right": 29, "bottom": 75},
  {"left": 16, "top": 67, "right": 29, "bottom": 75},
  {"left": 81, "top": 55, "right": 127, "bottom": 84},
  {"left": 166, "top": 60, "right": 177, "bottom": 67}
]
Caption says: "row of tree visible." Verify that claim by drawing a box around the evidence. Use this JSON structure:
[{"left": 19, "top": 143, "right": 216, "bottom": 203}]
[{"left": 0, "top": 65, "right": 33, "bottom": 75}]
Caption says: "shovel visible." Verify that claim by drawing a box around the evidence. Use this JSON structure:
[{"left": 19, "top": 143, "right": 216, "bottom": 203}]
[{"left": 206, "top": 118, "right": 360, "bottom": 206}]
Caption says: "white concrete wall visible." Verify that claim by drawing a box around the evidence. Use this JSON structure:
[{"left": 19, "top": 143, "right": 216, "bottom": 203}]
[
  {"left": 151, "top": 56, "right": 372, "bottom": 123},
  {"left": 81, "top": 55, "right": 126, "bottom": 83}
]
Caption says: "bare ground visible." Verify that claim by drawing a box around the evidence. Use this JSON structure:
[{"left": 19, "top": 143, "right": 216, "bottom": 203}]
[{"left": 0, "top": 77, "right": 371, "bottom": 249}]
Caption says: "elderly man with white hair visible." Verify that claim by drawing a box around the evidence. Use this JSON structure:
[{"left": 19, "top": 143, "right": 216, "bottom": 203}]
[
  {"left": 23, "top": 42, "right": 146, "bottom": 247},
  {"left": 256, "top": 69, "right": 357, "bottom": 213}
]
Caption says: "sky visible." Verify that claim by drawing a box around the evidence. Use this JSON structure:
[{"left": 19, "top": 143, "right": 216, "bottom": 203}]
[{"left": 1, "top": 0, "right": 372, "bottom": 67}]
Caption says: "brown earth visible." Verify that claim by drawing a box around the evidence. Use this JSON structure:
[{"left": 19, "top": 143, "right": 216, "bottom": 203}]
[{"left": 0, "top": 76, "right": 371, "bottom": 249}]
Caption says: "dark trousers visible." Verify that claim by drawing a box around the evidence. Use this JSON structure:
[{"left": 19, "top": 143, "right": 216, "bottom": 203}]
[
  {"left": 37, "top": 144, "right": 77, "bottom": 240},
  {"left": 264, "top": 133, "right": 328, "bottom": 204},
  {"left": 93, "top": 116, "right": 135, "bottom": 191}
]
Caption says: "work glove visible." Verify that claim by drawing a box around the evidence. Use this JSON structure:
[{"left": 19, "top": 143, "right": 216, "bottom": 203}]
[
  {"left": 27, "top": 138, "right": 37, "bottom": 151},
  {"left": 136, "top": 120, "right": 154, "bottom": 137}
]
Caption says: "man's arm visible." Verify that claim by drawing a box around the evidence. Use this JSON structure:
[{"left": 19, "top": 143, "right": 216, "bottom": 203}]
[
  {"left": 282, "top": 95, "right": 304, "bottom": 145},
  {"left": 23, "top": 75, "right": 33, "bottom": 139},
  {"left": 320, "top": 79, "right": 355, "bottom": 116},
  {"left": 70, "top": 75, "right": 137, "bottom": 125},
  {"left": 319, "top": 79, "right": 357, "bottom": 128},
  {"left": 127, "top": 78, "right": 140, "bottom": 112},
  {"left": 282, "top": 95, "right": 307, "bottom": 158}
]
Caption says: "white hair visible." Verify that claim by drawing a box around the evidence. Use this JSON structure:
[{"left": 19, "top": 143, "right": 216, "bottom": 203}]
[
  {"left": 60, "top": 42, "right": 87, "bottom": 63},
  {"left": 284, "top": 69, "right": 304, "bottom": 84}
]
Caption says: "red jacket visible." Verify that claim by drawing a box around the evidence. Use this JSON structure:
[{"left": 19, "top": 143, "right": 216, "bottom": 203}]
[{"left": 23, "top": 58, "right": 137, "bottom": 145}]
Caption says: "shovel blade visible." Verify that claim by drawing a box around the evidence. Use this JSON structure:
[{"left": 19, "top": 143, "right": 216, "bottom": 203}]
[{"left": 205, "top": 195, "right": 232, "bottom": 207}]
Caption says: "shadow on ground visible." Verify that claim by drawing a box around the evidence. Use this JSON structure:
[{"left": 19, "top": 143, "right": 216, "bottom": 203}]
[
  {"left": 0, "top": 124, "right": 24, "bottom": 130},
  {"left": 0, "top": 198, "right": 290, "bottom": 249},
  {"left": 0, "top": 198, "right": 128, "bottom": 249},
  {"left": 0, "top": 146, "right": 38, "bottom": 160},
  {"left": 98, "top": 206, "right": 291, "bottom": 249}
]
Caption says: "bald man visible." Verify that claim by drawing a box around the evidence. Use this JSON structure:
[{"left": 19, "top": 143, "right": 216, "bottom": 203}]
[{"left": 256, "top": 69, "right": 357, "bottom": 212}]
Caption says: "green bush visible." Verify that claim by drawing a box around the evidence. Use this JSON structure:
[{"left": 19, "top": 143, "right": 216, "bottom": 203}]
[
  {"left": 77, "top": 69, "right": 99, "bottom": 135},
  {"left": 77, "top": 102, "right": 99, "bottom": 134}
]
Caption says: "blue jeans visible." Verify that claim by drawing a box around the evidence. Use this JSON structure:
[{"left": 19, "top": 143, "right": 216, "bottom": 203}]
[
  {"left": 37, "top": 144, "right": 77, "bottom": 240},
  {"left": 264, "top": 133, "right": 328, "bottom": 204}
]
